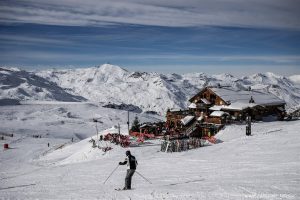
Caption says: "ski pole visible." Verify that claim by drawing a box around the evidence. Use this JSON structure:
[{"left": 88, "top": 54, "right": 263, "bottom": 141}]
[
  {"left": 135, "top": 171, "right": 152, "bottom": 184},
  {"left": 103, "top": 164, "right": 119, "bottom": 185}
]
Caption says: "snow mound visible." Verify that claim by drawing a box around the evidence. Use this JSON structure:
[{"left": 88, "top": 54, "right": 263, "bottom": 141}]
[
  {"left": 41, "top": 136, "right": 122, "bottom": 165},
  {"left": 38, "top": 119, "right": 149, "bottom": 165}
]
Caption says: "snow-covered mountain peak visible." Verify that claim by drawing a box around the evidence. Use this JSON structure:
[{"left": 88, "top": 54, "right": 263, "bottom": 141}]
[
  {"left": 2, "top": 64, "right": 300, "bottom": 113},
  {"left": 0, "top": 67, "right": 85, "bottom": 102},
  {"left": 250, "top": 73, "right": 267, "bottom": 80},
  {"left": 0, "top": 67, "right": 21, "bottom": 72},
  {"left": 90, "top": 64, "right": 128, "bottom": 83},
  {"left": 247, "top": 72, "right": 286, "bottom": 85},
  {"left": 128, "top": 71, "right": 150, "bottom": 79},
  {"left": 247, "top": 72, "right": 281, "bottom": 84},
  {"left": 184, "top": 72, "right": 207, "bottom": 78},
  {"left": 289, "top": 75, "right": 300, "bottom": 85},
  {"left": 98, "top": 63, "right": 128, "bottom": 74},
  {"left": 212, "top": 73, "right": 237, "bottom": 82},
  {"left": 265, "top": 72, "right": 279, "bottom": 77}
]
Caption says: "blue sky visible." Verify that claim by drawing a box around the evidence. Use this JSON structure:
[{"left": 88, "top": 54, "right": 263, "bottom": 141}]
[{"left": 0, "top": 0, "right": 299, "bottom": 76}]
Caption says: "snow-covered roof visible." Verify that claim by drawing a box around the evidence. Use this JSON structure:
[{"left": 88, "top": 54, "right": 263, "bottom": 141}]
[
  {"left": 197, "top": 116, "right": 204, "bottom": 121},
  {"left": 188, "top": 103, "right": 197, "bottom": 109},
  {"left": 140, "top": 124, "right": 148, "bottom": 128},
  {"left": 210, "top": 111, "right": 229, "bottom": 117},
  {"left": 209, "top": 87, "right": 285, "bottom": 106},
  {"left": 224, "top": 102, "right": 257, "bottom": 111},
  {"left": 277, "top": 107, "right": 285, "bottom": 112},
  {"left": 169, "top": 108, "right": 182, "bottom": 112},
  {"left": 209, "top": 106, "right": 222, "bottom": 111},
  {"left": 180, "top": 115, "right": 195, "bottom": 125},
  {"left": 140, "top": 123, "right": 155, "bottom": 128},
  {"left": 201, "top": 98, "right": 211, "bottom": 104},
  {"left": 210, "top": 102, "right": 257, "bottom": 111}
]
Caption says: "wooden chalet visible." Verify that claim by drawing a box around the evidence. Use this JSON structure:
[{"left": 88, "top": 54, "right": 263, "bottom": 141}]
[
  {"left": 166, "top": 86, "right": 286, "bottom": 137},
  {"left": 190, "top": 86, "right": 286, "bottom": 120}
]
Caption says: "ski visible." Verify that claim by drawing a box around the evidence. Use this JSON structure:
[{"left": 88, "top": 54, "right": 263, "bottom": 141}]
[{"left": 114, "top": 188, "right": 134, "bottom": 191}]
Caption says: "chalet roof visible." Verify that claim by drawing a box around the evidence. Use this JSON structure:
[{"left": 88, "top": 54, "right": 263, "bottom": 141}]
[
  {"left": 209, "top": 87, "right": 285, "bottom": 106},
  {"left": 210, "top": 111, "right": 229, "bottom": 117},
  {"left": 189, "top": 87, "right": 285, "bottom": 113},
  {"left": 201, "top": 98, "right": 211, "bottom": 104},
  {"left": 188, "top": 103, "right": 197, "bottom": 109},
  {"left": 180, "top": 115, "right": 194, "bottom": 125},
  {"left": 169, "top": 108, "right": 182, "bottom": 112},
  {"left": 197, "top": 111, "right": 205, "bottom": 121},
  {"left": 209, "top": 105, "right": 222, "bottom": 111},
  {"left": 277, "top": 107, "right": 285, "bottom": 112},
  {"left": 210, "top": 102, "right": 257, "bottom": 111},
  {"left": 140, "top": 124, "right": 150, "bottom": 128},
  {"left": 197, "top": 116, "right": 204, "bottom": 121}
]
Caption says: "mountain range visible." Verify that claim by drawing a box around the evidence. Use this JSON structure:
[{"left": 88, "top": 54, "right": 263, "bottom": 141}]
[{"left": 1, "top": 64, "right": 300, "bottom": 114}]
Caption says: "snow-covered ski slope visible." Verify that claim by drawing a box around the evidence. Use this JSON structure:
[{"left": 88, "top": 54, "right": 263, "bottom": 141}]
[
  {"left": 0, "top": 102, "right": 162, "bottom": 140},
  {"left": 1, "top": 65, "right": 300, "bottom": 199},
  {"left": 0, "top": 103, "right": 299, "bottom": 199},
  {"left": 1, "top": 64, "right": 300, "bottom": 114}
]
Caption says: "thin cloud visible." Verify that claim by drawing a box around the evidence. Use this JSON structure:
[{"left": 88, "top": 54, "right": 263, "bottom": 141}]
[
  {"left": 0, "top": 0, "right": 299, "bottom": 29},
  {"left": 1, "top": 49, "right": 299, "bottom": 65},
  {"left": 0, "top": 34, "right": 73, "bottom": 46}
]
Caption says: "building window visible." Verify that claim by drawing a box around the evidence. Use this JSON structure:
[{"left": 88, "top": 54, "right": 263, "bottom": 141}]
[
  {"left": 210, "top": 94, "right": 216, "bottom": 104},
  {"left": 201, "top": 94, "right": 206, "bottom": 99}
]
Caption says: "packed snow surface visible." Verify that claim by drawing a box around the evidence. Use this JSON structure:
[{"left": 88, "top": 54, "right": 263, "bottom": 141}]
[
  {"left": 1, "top": 65, "right": 300, "bottom": 199},
  {"left": 0, "top": 103, "right": 299, "bottom": 199}
]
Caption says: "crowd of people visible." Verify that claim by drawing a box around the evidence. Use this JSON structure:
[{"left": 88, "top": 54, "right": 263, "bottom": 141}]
[
  {"left": 161, "top": 137, "right": 205, "bottom": 152},
  {"left": 104, "top": 133, "right": 131, "bottom": 147}
]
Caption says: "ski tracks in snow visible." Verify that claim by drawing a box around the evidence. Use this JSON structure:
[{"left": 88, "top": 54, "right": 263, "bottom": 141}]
[
  {"left": 164, "top": 178, "right": 205, "bottom": 186},
  {"left": 0, "top": 183, "right": 37, "bottom": 191}
]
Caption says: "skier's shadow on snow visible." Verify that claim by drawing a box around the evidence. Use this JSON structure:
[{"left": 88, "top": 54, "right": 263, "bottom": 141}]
[{"left": 164, "top": 178, "right": 205, "bottom": 186}]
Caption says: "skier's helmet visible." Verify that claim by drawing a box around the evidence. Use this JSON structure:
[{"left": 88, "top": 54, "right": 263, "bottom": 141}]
[{"left": 126, "top": 150, "right": 131, "bottom": 156}]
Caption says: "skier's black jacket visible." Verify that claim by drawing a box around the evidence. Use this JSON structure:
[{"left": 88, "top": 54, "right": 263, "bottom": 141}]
[{"left": 119, "top": 155, "right": 138, "bottom": 170}]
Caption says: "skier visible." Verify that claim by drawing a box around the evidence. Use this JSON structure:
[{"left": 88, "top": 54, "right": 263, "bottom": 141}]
[{"left": 119, "top": 150, "right": 138, "bottom": 190}]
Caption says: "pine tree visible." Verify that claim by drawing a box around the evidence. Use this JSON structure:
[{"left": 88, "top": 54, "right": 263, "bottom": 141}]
[{"left": 131, "top": 116, "right": 140, "bottom": 132}]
